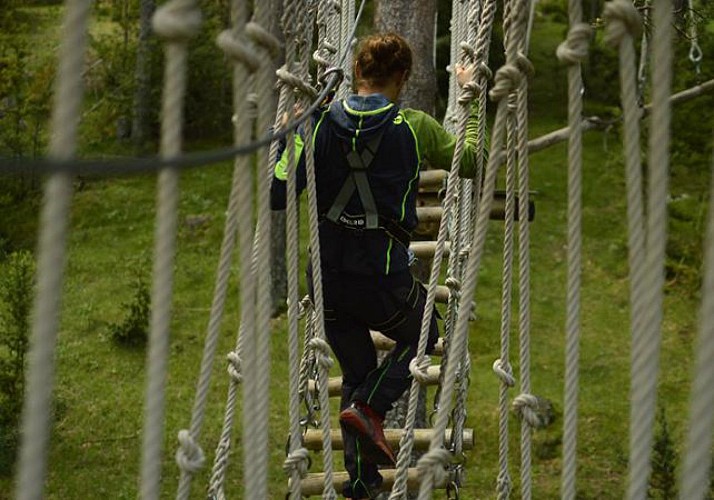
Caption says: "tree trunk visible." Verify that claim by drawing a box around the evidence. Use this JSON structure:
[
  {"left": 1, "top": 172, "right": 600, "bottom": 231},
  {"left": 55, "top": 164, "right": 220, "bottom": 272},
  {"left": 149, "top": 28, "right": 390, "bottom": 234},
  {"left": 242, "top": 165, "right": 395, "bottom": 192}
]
[
  {"left": 375, "top": 0, "right": 438, "bottom": 114},
  {"left": 131, "top": 0, "right": 155, "bottom": 151}
]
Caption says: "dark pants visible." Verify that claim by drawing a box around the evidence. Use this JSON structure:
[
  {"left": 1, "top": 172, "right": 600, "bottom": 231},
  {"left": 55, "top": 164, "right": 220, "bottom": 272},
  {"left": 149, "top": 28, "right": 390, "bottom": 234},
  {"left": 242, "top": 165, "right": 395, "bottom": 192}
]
[{"left": 315, "top": 268, "right": 439, "bottom": 498}]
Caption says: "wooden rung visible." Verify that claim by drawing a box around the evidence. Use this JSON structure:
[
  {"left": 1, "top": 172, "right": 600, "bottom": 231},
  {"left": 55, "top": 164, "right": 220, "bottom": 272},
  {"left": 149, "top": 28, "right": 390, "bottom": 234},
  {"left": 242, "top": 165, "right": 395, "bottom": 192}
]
[
  {"left": 302, "top": 428, "right": 474, "bottom": 451},
  {"left": 308, "top": 365, "right": 441, "bottom": 397},
  {"left": 370, "top": 330, "right": 445, "bottom": 355},
  {"left": 415, "top": 197, "right": 535, "bottom": 228},
  {"left": 416, "top": 206, "right": 443, "bottom": 223},
  {"left": 409, "top": 241, "right": 450, "bottom": 259},
  {"left": 296, "top": 467, "right": 447, "bottom": 497},
  {"left": 418, "top": 169, "right": 448, "bottom": 190}
]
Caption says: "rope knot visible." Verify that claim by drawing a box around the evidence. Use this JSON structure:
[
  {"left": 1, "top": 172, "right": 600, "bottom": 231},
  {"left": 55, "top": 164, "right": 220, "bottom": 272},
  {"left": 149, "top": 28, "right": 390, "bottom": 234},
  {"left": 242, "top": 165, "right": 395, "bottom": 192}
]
[
  {"left": 297, "top": 295, "right": 313, "bottom": 320},
  {"left": 474, "top": 62, "right": 493, "bottom": 83},
  {"left": 516, "top": 52, "right": 535, "bottom": 78},
  {"left": 175, "top": 429, "right": 205, "bottom": 473},
  {"left": 245, "top": 21, "right": 282, "bottom": 58},
  {"left": 513, "top": 393, "right": 553, "bottom": 429},
  {"left": 603, "top": 0, "right": 643, "bottom": 48},
  {"left": 492, "top": 358, "right": 516, "bottom": 387},
  {"left": 307, "top": 338, "right": 334, "bottom": 369},
  {"left": 216, "top": 30, "right": 261, "bottom": 73},
  {"left": 227, "top": 350, "right": 243, "bottom": 382},
  {"left": 496, "top": 469, "right": 513, "bottom": 498},
  {"left": 489, "top": 64, "right": 522, "bottom": 102},
  {"left": 283, "top": 447, "right": 310, "bottom": 477},
  {"left": 276, "top": 66, "right": 318, "bottom": 100},
  {"left": 152, "top": 0, "right": 201, "bottom": 42},
  {"left": 417, "top": 448, "right": 452, "bottom": 486},
  {"left": 459, "top": 41, "right": 476, "bottom": 61},
  {"left": 458, "top": 80, "right": 481, "bottom": 105},
  {"left": 409, "top": 355, "right": 432, "bottom": 384},
  {"left": 556, "top": 22, "right": 593, "bottom": 65}
]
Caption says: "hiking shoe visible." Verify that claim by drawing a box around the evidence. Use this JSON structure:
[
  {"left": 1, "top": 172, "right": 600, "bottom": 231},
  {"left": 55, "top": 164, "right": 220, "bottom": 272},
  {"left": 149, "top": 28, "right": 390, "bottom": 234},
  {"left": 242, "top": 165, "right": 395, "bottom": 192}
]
[{"left": 339, "top": 401, "right": 396, "bottom": 466}]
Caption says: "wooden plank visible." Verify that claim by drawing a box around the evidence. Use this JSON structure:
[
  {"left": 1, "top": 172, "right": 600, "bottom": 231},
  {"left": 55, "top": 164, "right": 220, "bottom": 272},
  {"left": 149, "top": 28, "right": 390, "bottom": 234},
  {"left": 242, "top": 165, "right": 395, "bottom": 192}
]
[
  {"left": 371, "top": 330, "right": 445, "bottom": 354},
  {"left": 303, "top": 428, "right": 474, "bottom": 451},
  {"left": 308, "top": 365, "right": 441, "bottom": 397},
  {"left": 296, "top": 467, "right": 447, "bottom": 497}
]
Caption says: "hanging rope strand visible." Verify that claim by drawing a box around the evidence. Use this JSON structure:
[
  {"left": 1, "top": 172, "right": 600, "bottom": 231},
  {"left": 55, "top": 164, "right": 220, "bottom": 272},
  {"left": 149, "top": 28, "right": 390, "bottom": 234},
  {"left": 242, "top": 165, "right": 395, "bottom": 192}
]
[
  {"left": 140, "top": 2, "right": 201, "bottom": 499},
  {"left": 15, "top": 1, "right": 90, "bottom": 498},
  {"left": 556, "top": 0, "right": 591, "bottom": 494},
  {"left": 678, "top": 133, "right": 714, "bottom": 499},
  {"left": 628, "top": 0, "right": 672, "bottom": 497}
]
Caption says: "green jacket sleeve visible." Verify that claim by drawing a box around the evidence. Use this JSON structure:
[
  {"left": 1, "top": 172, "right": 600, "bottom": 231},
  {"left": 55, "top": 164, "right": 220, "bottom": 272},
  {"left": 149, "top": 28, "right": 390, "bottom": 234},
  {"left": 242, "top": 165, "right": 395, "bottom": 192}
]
[{"left": 402, "top": 102, "right": 484, "bottom": 178}]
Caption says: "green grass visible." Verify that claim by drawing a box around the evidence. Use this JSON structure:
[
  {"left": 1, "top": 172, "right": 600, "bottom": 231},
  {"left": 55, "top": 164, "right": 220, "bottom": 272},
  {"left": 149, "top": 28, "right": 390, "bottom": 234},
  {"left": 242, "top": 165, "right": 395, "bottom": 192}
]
[{"left": 2, "top": 6, "right": 713, "bottom": 500}]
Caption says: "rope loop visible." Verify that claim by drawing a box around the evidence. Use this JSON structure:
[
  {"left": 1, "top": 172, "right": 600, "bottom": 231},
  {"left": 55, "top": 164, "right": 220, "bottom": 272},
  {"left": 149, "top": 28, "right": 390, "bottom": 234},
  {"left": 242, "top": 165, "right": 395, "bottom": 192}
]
[
  {"left": 417, "top": 447, "right": 452, "bottom": 486},
  {"left": 458, "top": 79, "right": 481, "bottom": 105},
  {"left": 496, "top": 469, "right": 513, "bottom": 499},
  {"left": 307, "top": 338, "right": 334, "bottom": 370},
  {"left": 474, "top": 62, "right": 493, "bottom": 82},
  {"left": 556, "top": 22, "right": 593, "bottom": 66},
  {"left": 603, "top": 0, "right": 643, "bottom": 48},
  {"left": 489, "top": 64, "right": 522, "bottom": 102},
  {"left": 512, "top": 393, "right": 547, "bottom": 429},
  {"left": 245, "top": 21, "right": 282, "bottom": 58},
  {"left": 175, "top": 429, "right": 206, "bottom": 474},
  {"left": 227, "top": 350, "right": 243, "bottom": 382},
  {"left": 276, "top": 66, "right": 318, "bottom": 100},
  {"left": 152, "top": 0, "right": 202, "bottom": 42},
  {"left": 297, "top": 295, "right": 313, "bottom": 320},
  {"left": 282, "top": 447, "right": 311, "bottom": 477},
  {"left": 516, "top": 52, "right": 535, "bottom": 78},
  {"left": 409, "top": 355, "right": 432, "bottom": 384},
  {"left": 216, "top": 30, "right": 261, "bottom": 73},
  {"left": 312, "top": 50, "right": 332, "bottom": 69},
  {"left": 459, "top": 41, "right": 476, "bottom": 62},
  {"left": 492, "top": 358, "right": 516, "bottom": 387}
]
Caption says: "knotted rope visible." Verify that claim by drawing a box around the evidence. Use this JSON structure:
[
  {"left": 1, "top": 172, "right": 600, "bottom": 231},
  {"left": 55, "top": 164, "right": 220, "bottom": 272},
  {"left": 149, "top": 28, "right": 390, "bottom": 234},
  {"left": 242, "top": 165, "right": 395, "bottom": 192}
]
[
  {"left": 556, "top": 0, "right": 591, "bottom": 495},
  {"left": 418, "top": 1, "right": 530, "bottom": 497},
  {"left": 15, "top": 0, "right": 91, "bottom": 498}
]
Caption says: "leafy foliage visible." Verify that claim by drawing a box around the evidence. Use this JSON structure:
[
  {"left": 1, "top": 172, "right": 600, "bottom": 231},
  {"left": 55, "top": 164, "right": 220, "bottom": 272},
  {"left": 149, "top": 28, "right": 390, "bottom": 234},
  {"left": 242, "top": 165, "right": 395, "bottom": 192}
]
[
  {"left": 0, "top": 250, "right": 35, "bottom": 476},
  {"left": 108, "top": 271, "right": 151, "bottom": 347}
]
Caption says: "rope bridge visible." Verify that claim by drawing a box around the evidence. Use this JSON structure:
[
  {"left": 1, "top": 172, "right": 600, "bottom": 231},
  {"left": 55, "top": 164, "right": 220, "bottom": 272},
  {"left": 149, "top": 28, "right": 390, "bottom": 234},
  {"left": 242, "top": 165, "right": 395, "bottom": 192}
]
[{"left": 1, "top": 0, "right": 713, "bottom": 498}]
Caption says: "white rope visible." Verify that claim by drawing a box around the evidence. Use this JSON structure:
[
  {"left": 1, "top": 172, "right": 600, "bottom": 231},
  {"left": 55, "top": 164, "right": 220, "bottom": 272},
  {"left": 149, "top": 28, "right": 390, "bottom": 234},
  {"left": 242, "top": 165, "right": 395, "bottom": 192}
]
[
  {"left": 140, "top": 2, "right": 200, "bottom": 498},
  {"left": 678, "top": 134, "right": 714, "bottom": 499},
  {"left": 556, "top": 0, "right": 591, "bottom": 491},
  {"left": 417, "top": 1, "right": 530, "bottom": 497},
  {"left": 627, "top": 0, "right": 672, "bottom": 496},
  {"left": 241, "top": 3, "right": 281, "bottom": 496},
  {"left": 14, "top": 1, "right": 90, "bottom": 498},
  {"left": 388, "top": 35, "right": 482, "bottom": 500}
]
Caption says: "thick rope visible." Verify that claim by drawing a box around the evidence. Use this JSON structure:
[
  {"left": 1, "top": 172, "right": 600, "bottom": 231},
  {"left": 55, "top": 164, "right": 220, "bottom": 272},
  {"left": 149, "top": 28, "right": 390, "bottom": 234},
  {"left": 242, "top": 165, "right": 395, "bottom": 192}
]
[
  {"left": 14, "top": 1, "right": 90, "bottom": 498},
  {"left": 627, "top": 0, "right": 672, "bottom": 497},
  {"left": 388, "top": 52, "right": 481, "bottom": 500},
  {"left": 417, "top": 2, "right": 529, "bottom": 497},
  {"left": 281, "top": 1, "right": 313, "bottom": 497},
  {"left": 556, "top": 0, "right": 591, "bottom": 492},
  {"left": 678, "top": 134, "right": 714, "bottom": 499},
  {"left": 140, "top": 2, "right": 201, "bottom": 499},
  {"left": 240, "top": 4, "right": 281, "bottom": 497}
]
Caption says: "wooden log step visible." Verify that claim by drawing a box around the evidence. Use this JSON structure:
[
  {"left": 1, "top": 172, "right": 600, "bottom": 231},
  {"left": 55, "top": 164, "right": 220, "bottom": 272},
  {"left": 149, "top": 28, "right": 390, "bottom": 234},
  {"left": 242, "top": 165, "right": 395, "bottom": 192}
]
[
  {"left": 308, "top": 365, "right": 441, "bottom": 397},
  {"left": 418, "top": 169, "right": 448, "bottom": 190},
  {"left": 296, "top": 467, "right": 447, "bottom": 497},
  {"left": 370, "top": 330, "right": 445, "bottom": 355},
  {"left": 409, "top": 241, "right": 450, "bottom": 259},
  {"left": 415, "top": 196, "right": 535, "bottom": 227},
  {"left": 302, "top": 427, "right": 474, "bottom": 451}
]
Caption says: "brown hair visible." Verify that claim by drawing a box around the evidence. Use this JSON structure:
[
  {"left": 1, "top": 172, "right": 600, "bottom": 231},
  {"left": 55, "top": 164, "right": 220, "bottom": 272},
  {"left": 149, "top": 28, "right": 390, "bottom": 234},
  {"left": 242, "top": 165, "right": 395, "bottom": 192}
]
[{"left": 354, "top": 33, "right": 413, "bottom": 88}]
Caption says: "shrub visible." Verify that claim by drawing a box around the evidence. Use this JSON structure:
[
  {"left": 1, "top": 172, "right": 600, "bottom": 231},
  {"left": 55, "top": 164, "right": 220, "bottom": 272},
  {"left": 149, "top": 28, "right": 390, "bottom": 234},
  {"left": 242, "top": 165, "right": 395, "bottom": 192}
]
[
  {"left": 0, "top": 250, "right": 35, "bottom": 476},
  {"left": 108, "top": 273, "right": 151, "bottom": 347}
]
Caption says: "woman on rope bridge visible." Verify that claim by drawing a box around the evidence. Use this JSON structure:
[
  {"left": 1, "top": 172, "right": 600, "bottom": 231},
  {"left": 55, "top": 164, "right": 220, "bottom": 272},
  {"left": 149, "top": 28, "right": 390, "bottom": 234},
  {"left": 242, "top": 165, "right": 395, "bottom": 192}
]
[{"left": 271, "top": 33, "right": 479, "bottom": 500}]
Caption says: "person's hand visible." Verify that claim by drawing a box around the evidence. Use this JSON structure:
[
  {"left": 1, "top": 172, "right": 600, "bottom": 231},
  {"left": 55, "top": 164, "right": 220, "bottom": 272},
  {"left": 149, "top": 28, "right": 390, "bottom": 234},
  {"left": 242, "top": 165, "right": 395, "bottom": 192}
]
[
  {"left": 281, "top": 102, "right": 305, "bottom": 127},
  {"left": 455, "top": 63, "right": 475, "bottom": 88}
]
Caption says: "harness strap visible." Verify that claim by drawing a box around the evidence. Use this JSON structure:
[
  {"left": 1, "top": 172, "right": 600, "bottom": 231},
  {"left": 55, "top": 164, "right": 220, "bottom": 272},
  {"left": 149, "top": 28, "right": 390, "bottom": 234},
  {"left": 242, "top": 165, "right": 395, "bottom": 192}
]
[{"left": 325, "top": 126, "right": 387, "bottom": 230}]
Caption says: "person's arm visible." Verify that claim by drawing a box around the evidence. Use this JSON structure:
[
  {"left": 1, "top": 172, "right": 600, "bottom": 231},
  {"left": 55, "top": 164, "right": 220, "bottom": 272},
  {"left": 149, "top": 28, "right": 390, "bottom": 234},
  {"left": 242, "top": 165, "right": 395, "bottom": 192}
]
[
  {"left": 271, "top": 131, "right": 307, "bottom": 210},
  {"left": 403, "top": 103, "right": 483, "bottom": 178}
]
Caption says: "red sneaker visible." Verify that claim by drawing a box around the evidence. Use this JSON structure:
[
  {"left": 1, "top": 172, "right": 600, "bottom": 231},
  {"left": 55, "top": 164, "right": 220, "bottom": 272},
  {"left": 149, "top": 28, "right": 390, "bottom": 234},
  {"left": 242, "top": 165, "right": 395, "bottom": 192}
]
[{"left": 339, "top": 401, "right": 396, "bottom": 466}]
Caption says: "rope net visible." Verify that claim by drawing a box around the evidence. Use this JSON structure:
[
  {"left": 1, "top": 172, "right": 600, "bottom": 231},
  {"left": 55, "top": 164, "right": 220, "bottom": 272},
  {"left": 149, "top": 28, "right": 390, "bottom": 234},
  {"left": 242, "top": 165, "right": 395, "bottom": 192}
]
[{"left": 7, "top": 0, "right": 714, "bottom": 499}]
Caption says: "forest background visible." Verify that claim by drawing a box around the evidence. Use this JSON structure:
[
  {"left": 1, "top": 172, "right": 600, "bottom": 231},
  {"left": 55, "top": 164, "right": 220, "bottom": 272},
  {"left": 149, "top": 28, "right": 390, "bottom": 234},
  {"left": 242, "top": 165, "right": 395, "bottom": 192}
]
[{"left": 1, "top": 0, "right": 714, "bottom": 498}]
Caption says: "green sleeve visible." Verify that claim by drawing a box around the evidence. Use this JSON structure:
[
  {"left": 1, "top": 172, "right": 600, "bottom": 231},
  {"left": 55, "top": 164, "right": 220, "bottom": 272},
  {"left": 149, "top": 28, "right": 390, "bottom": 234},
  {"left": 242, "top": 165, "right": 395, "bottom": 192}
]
[{"left": 402, "top": 103, "right": 483, "bottom": 179}]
